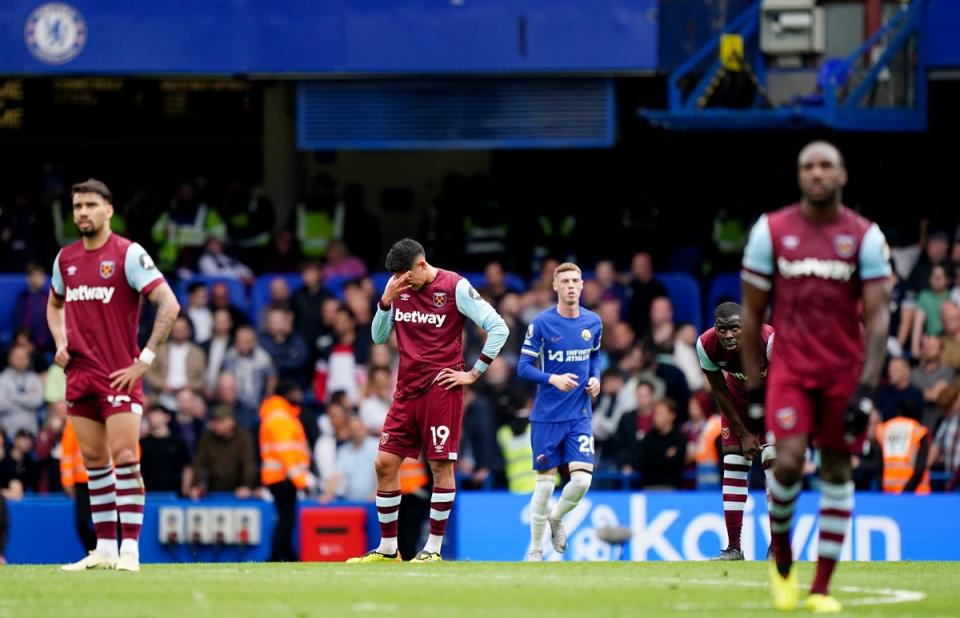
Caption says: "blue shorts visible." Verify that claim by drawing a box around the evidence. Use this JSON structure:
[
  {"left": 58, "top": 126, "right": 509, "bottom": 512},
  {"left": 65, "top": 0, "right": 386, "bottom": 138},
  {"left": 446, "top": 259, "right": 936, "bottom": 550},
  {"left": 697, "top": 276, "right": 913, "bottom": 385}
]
[{"left": 530, "top": 415, "right": 594, "bottom": 471}]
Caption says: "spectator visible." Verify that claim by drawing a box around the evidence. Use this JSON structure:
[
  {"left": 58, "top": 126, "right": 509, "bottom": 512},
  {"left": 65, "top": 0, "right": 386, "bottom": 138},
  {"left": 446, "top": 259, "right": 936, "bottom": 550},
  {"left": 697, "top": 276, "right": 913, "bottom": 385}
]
[
  {"left": 184, "top": 282, "right": 213, "bottom": 345},
  {"left": 143, "top": 316, "right": 206, "bottom": 412},
  {"left": 637, "top": 398, "right": 687, "bottom": 489},
  {"left": 139, "top": 405, "right": 192, "bottom": 495},
  {"left": 260, "top": 228, "right": 302, "bottom": 274},
  {"left": 906, "top": 230, "right": 950, "bottom": 293},
  {"left": 214, "top": 372, "right": 257, "bottom": 434},
  {"left": 1, "top": 193, "right": 50, "bottom": 271},
  {"left": 910, "top": 335, "right": 955, "bottom": 431},
  {"left": 591, "top": 369, "right": 627, "bottom": 463},
  {"left": 610, "top": 379, "right": 662, "bottom": 473},
  {"left": 291, "top": 261, "right": 332, "bottom": 364},
  {"left": 198, "top": 237, "right": 255, "bottom": 283},
  {"left": 911, "top": 264, "right": 952, "bottom": 354},
  {"left": 323, "top": 240, "right": 367, "bottom": 281},
  {"left": 203, "top": 309, "right": 234, "bottom": 398},
  {"left": 0, "top": 431, "right": 24, "bottom": 564},
  {"left": 259, "top": 277, "right": 293, "bottom": 328},
  {"left": 875, "top": 357, "right": 925, "bottom": 421},
  {"left": 314, "top": 400, "right": 352, "bottom": 489},
  {"left": 209, "top": 281, "right": 248, "bottom": 328},
  {"left": 930, "top": 385, "right": 960, "bottom": 491},
  {"left": 0, "top": 346, "right": 43, "bottom": 436},
  {"left": 358, "top": 366, "right": 392, "bottom": 436},
  {"left": 151, "top": 182, "right": 226, "bottom": 274},
  {"left": 2, "top": 430, "right": 39, "bottom": 493},
  {"left": 479, "top": 261, "right": 510, "bottom": 305},
  {"left": 852, "top": 412, "right": 883, "bottom": 491},
  {"left": 648, "top": 296, "right": 676, "bottom": 350},
  {"left": 313, "top": 305, "right": 363, "bottom": 405},
  {"left": 223, "top": 325, "right": 277, "bottom": 426},
  {"left": 296, "top": 173, "right": 340, "bottom": 261},
  {"left": 11, "top": 263, "right": 52, "bottom": 354},
  {"left": 626, "top": 251, "right": 668, "bottom": 340},
  {"left": 876, "top": 401, "right": 930, "bottom": 494},
  {"left": 941, "top": 301, "right": 960, "bottom": 372},
  {"left": 340, "top": 183, "right": 382, "bottom": 272},
  {"left": 221, "top": 181, "right": 274, "bottom": 268},
  {"left": 189, "top": 405, "right": 258, "bottom": 499},
  {"left": 173, "top": 389, "right": 208, "bottom": 454},
  {"left": 258, "top": 308, "right": 309, "bottom": 389},
  {"left": 594, "top": 259, "right": 628, "bottom": 309},
  {"left": 320, "top": 415, "right": 379, "bottom": 503}
]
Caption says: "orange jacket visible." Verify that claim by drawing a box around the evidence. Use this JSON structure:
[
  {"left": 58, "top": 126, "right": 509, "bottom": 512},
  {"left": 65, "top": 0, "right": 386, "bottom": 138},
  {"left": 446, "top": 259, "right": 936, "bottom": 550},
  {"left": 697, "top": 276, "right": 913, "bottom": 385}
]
[
  {"left": 259, "top": 395, "right": 310, "bottom": 489},
  {"left": 696, "top": 414, "right": 722, "bottom": 466},
  {"left": 399, "top": 458, "right": 429, "bottom": 495},
  {"left": 60, "top": 419, "right": 89, "bottom": 487},
  {"left": 877, "top": 416, "right": 930, "bottom": 495}
]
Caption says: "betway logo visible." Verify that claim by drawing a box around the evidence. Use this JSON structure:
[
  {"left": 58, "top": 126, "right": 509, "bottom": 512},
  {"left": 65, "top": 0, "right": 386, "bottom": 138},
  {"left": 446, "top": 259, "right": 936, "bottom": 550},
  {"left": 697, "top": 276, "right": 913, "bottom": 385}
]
[
  {"left": 394, "top": 309, "right": 446, "bottom": 328},
  {"left": 778, "top": 257, "right": 857, "bottom": 281},
  {"left": 65, "top": 285, "right": 116, "bottom": 304}
]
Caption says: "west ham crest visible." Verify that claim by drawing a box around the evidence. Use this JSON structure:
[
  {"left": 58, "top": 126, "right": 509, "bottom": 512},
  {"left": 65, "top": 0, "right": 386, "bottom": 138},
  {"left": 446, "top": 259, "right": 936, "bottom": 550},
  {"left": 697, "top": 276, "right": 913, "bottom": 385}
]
[
  {"left": 99, "top": 260, "right": 115, "bottom": 279},
  {"left": 776, "top": 406, "right": 798, "bottom": 430},
  {"left": 433, "top": 292, "right": 447, "bottom": 307},
  {"left": 833, "top": 234, "right": 857, "bottom": 259}
]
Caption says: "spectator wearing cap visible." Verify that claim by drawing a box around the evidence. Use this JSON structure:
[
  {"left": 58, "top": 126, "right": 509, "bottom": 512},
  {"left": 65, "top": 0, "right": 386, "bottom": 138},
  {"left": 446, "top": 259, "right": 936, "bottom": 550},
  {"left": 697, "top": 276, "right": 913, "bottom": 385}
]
[
  {"left": 0, "top": 346, "right": 43, "bottom": 436},
  {"left": 189, "top": 404, "right": 258, "bottom": 499},
  {"left": 139, "top": 404, "right": 192, "bottom": 496}
]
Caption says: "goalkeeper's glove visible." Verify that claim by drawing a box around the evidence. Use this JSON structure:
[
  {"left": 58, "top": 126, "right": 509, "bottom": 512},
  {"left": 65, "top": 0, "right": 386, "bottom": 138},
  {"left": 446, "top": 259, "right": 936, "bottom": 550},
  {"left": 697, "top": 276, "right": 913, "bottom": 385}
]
[{"left": 843, "top": 383, "right": 875, "bottom": 444}]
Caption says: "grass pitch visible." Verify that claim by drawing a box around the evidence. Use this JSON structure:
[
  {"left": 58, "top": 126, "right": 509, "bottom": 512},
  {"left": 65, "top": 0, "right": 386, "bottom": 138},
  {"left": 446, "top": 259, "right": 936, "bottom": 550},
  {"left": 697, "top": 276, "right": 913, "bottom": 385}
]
[{"left": 0, "top": 561, "right": 955, "bottom": 617}]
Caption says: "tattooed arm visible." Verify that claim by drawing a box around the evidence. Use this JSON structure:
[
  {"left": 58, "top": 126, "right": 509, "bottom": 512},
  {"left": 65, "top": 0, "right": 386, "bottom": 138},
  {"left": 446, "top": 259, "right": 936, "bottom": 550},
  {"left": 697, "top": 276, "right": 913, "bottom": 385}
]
[{"left": 110, "top": 282, "right": 181, "bottom": 393}]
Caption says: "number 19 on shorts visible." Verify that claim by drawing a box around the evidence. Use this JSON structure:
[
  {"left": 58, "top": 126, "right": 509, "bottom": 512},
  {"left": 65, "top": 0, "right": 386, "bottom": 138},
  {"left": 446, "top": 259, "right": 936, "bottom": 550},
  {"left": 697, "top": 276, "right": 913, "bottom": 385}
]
[{"left": 431, "top": 425, "right": 450, "bottom": 452}]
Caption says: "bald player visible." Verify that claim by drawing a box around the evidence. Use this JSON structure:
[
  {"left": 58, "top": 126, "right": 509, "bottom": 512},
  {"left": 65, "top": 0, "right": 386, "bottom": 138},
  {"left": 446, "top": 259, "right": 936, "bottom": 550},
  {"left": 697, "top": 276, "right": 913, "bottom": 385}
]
[{"left": 741, "top": 141, "right": 892, "bottom": 613}]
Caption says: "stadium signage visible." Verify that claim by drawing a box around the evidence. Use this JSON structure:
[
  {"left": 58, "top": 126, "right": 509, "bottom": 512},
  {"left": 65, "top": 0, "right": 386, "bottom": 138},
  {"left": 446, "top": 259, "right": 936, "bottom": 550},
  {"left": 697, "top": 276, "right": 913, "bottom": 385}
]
[{"left": 458, "top": 492, "right": 958, "bottom": 561}]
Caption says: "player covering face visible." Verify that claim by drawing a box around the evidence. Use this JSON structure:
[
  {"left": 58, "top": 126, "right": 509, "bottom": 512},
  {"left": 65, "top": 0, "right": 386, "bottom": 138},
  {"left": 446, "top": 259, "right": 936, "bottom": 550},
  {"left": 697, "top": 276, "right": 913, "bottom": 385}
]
[{"left": 518, "top": 263, "right": 602, "bottom": 561}]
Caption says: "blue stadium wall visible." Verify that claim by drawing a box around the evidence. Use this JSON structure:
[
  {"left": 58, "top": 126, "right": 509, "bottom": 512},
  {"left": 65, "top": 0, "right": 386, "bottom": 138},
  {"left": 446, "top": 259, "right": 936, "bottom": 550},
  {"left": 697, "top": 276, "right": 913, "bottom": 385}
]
[{"left": 6, "top": 492, "right": 960, "bottom": 563}]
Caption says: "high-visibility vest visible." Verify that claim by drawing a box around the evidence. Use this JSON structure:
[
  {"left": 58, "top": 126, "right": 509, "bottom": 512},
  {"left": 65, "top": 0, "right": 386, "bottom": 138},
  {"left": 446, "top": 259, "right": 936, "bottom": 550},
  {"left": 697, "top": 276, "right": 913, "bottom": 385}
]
[
  {"left": 296, "top": 204, "right": 340, "bottom": 258},
  {"left": 151, "top": 205, "right": 227, "bottom": 270},
  {"left": 399, "top": 458, "right": 429, "bottom": 495},
  {"left": 695, "top": 414, "right": 723, "bottom": 487},
  {"left": 497, "top": 424, "right": 536, "bottom": 494},
  {"left": 60, "top": 419, "right": 88, "bottom": 487},
  {"left": 877, "top": 416, "right": 931, "bottom": 495},
  {"left": 259, "top": 395, "right": 310, "bottom": 489}
]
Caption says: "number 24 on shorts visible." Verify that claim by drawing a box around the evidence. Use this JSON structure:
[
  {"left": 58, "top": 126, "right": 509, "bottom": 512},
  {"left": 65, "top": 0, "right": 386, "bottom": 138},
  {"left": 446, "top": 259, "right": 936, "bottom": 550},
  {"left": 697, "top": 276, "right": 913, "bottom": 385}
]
[{"left": 431, "top": 425, "right": 450, "bottom": 447}]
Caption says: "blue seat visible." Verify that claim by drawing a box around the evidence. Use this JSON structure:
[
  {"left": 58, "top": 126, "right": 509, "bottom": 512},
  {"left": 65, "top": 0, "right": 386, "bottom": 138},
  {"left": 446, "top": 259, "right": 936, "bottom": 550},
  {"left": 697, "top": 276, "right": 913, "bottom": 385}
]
[
  {"left": 176, "top": 275, "right": 248, "bottom": 314},
  {"left": 249, "top": 273, "right": 303, "bottom": 322},
  {"left": 704, "top": 273, "right": 743, "bottom": 327},
  {"left": 666, "top": 245, "right": 702, "bottom": 273},
  {"left": 0, "top": 275, "right": 30, "bottom": 346},
  {"left": 656, "top": 272, "right": 702, "bottom": 332}
]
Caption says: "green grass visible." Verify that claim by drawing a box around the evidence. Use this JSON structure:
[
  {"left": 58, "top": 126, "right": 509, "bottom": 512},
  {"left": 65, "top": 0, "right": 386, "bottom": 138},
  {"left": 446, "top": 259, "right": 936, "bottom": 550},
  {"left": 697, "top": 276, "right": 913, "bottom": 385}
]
[{"left": 0, "top": 561, "right": 956, "bottom": 617}]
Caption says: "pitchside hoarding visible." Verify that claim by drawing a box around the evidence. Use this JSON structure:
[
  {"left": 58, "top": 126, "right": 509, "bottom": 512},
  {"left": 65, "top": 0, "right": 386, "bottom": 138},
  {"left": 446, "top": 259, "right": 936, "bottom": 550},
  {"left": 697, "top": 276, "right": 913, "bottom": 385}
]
[{"left": 457, "top": 492, "right": 960, "bottom": 561}]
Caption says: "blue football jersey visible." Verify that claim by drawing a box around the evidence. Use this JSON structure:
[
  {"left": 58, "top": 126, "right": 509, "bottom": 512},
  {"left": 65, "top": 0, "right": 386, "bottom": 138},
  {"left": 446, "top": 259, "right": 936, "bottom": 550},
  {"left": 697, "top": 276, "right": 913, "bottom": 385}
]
[{"left": 518, "top": 306, "right": 602, "bottom": 422}]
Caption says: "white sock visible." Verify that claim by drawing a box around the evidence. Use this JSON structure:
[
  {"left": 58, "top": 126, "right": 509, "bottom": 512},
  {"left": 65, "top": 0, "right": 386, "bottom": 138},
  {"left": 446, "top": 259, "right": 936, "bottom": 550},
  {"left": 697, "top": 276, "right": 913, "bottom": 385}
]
[
  {"left": 96, "top": 538, "right": 118, "bottom": 557},
  {"left": 423, "top": 534, "right": 444, "bottom": 554},
  {"left": 120, "top": 538, "right": 139, "bottom": 557},
  {"left": 376, "top": 537, "right": 398, "bottom": 555},
  {"left": 529, "top": 475, "right": 554, "bottom": 552},
  {"left": 762, "top": 444, "right": 777, "bottom": 513},
  {"left": 549, "top": 470, "right": 591, "bottom": 521}
]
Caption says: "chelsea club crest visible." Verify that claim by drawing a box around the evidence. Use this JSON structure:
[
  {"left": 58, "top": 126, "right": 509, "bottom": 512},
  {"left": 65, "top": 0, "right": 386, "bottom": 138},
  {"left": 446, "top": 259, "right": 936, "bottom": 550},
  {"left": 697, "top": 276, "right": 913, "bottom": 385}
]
[{"left": 25, "top": 3, "right": 86, "bottom": 65}]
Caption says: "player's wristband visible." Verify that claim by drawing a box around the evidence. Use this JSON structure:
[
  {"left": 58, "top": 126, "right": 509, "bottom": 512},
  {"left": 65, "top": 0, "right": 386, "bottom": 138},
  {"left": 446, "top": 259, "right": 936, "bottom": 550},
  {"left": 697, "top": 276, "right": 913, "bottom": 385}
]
[
  {"left": 138, "top": 348, "right": 156, "bottom": 366},
  {"left": 378, "top": 300, "right": 391, "bottom": 312}
]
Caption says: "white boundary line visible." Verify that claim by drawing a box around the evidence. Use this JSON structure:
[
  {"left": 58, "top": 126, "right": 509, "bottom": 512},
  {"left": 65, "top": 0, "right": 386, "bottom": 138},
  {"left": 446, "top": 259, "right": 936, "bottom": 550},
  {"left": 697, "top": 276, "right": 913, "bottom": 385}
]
[{"left": 652, "top": 576, "right": 926, "bottom": 608}]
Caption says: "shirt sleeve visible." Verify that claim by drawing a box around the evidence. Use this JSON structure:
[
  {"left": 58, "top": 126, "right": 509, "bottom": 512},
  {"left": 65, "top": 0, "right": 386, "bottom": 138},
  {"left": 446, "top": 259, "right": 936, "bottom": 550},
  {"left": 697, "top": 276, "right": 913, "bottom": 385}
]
[
  {"left": 520, "top": 319, "right": 542, "bottom": 360},
  {"left": 124, "top": 242, "right": 165, "bottom": 295},
  {"left": 741, "top": 214, "right": 774, "bottom": 291},
  {"left": 455, "top": 278, "right": 508, "bottom": 373},
  {"left": 51, "top": 250, "right": 65, "bottom": 297},
  {"left": 859, "top": 223, "right": 893, "bottom": 281},
  {"left": 371, "top": 304, "right": 394, "bottom": 344},
  {"left": 765, "top": 331, "right": 775, "bottom": 360},
  {"left": 696, "top": 337, "right": 720, "bottom": 372}
]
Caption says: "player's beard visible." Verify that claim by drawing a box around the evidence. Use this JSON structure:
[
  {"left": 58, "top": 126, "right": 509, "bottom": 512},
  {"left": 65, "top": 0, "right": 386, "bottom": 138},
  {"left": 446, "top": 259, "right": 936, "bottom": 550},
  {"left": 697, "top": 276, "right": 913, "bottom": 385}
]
[{"left": 76, "top": 221, "right": 98, "bottom": 237}]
